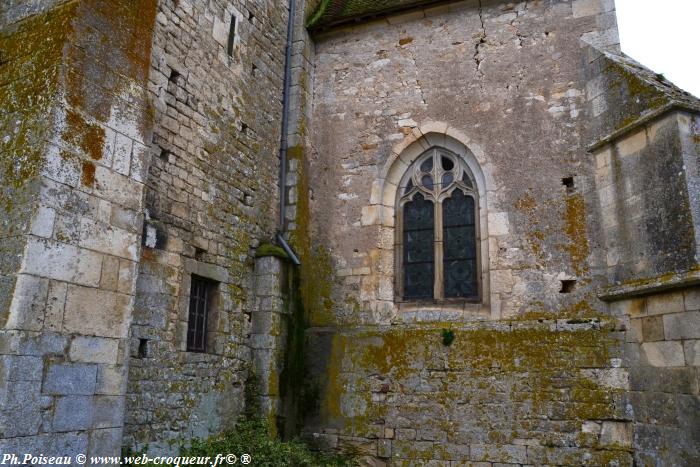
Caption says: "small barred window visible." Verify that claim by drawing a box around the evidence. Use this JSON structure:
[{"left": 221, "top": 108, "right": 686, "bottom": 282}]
[{"left": 187, "top": 275, "right": 216, "bottom": 352}]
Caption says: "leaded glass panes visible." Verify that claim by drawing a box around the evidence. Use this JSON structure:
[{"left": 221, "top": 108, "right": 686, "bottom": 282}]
[
  {"left": 403, "top": 193, "right": 434, "bottom": 299},
  {"left": 443, "top": 191, "right": 477, "bottom": 298},
  {"left": 441, "top": 172, "right": 454, "bottom": 186},
  {"left": 461, "top": 172, "right": 473, "bottom": 188},
  {"left": 441, "top": 156, "right": 454, "bottom": 171},
  {"left": 399, "top": 148, "right": 479, "bottom": 302}
]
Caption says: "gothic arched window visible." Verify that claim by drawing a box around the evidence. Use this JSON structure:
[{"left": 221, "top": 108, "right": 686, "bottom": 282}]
[{"left": 397, "top": 148, "right": 479, "bottom": 301}]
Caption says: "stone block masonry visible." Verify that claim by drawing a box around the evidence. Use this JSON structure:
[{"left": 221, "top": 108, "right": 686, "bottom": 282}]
[
  {"left": 298, "top": 0, "right": 697, "bottom": 465},
  {"left": 1, "top": 0, "right": 699, "bottom": 464},
  {"left": 302, "top": 318, "right": 633, "bottom": 465},
  {"left": 610, "top": 288, "right": 700, "bottom": 466},
  {"left": 123, "top": 0, "right": 289, "bottom": 454},
  {"left": 0, "top": 0, "right": 157, "bottom": 457}
]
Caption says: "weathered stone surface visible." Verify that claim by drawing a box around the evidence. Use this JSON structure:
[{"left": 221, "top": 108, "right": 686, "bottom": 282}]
[
  {"left": 122, "top": 0, "right": 289, "bottom": 452},
  {"left": 5, "top": 274, "right": 49, "bottom": 331},
  {"left": 1, "top": 0, "right": 698, "bottom": 464},
  {"left": 641, "top": 316, "right": 664, "bottom": 342},
  {"left": 641, "top": 341, "right": 685, "bottom": 367},
  {"left": 0, "top": 431, "right": 88, "bottom": 459},
  {"left": 1, "top": 381, "right": 41, "bottom": 437},
  {"left": 69, "top": 336, "right": 119, "bottom": 364},
  {"left": 43, "top": 363, "right": 97, "bottom": 396},
  {"left": 52, "top": 396, "right": 94, "bottom": 431},
  {"left": 96, "top": 365, "right": 127, "bottom": 396},
  {"left": 93, "top": 396, "right": 125, "bottom": 429},
  {"left": 88, "top": 427, "right": 122, "bottom": 457},
  {"left": 63, "top": 286, "right": 131, "bottom": 338},
  {"left": 663, "top": 311, "right": 700, "bottom": 340},
  {"left": 2, "top": 355, "right": 42, "bottom": 381},
  {"left": 22, "top": 238, "right": 103, "bottom": 287}
]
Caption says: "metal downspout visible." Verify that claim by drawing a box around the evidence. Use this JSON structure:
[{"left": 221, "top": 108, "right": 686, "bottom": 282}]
[{"left": 277, "top": 0, "right": 301, "bottom": 266}]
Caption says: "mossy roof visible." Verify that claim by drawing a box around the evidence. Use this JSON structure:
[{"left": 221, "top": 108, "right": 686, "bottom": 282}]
[
  {"left": 307, "top": 0, "right": 446, "bottom": 30},
  {"left": 588, "top": 49, "right": 700, "bottom": 150},
  {"left": 603, "top": 50, "right": 700, "bottom": 112}
]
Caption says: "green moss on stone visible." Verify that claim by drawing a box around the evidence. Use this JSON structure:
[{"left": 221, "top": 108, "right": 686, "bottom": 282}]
[
  {"left": 288, "top": 144, "right": 336, "bottom": 327},
  {"left": 0, "top": 2, "right": 78, "bottom": 209},
  {"left": 318, "top": 315, "right": 626, "bottom": 456},
  {"left": 255, "top": 243, "right": 289, "bottom": 260}
]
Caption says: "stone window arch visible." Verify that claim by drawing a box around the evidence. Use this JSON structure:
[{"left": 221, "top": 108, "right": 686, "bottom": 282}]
[{"left": 396, "top": 147, "right": 481, "bottom": 302}]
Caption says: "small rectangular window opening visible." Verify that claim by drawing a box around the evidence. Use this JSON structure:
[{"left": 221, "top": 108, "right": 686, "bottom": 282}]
[
  {"left": 227, "top": 15, "right": 237, "bottom": 57},
  {"left": 169, "top": 69, "right": 181, "bottom": 83},
  {"left": 187, "top": 275, "right": 216, "bottom": 352},
  {"left": 194, "top": 247, "right": 205, "bottom": 260},
  {"left": 560, "top": 279, "right": 576, "bottom": 294},
  {"left": 562, "top": 176, "right": 575, "bottom": 194},
  {"left": 138, "top": 338, "right": 149, "bottom": 358},
  {"left": 159, "top": 148, "right": 170, "bottom": 161}
]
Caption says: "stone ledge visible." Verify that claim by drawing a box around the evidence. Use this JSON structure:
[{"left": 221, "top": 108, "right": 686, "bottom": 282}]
[
  {"left": 587, "top": 104, "right": 700, "bottom": 153},
  {"left": 598, "top": 269, "right": 700, "bottom": 302}
]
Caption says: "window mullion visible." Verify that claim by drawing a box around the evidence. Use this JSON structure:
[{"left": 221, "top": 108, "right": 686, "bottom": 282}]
[{"left": 434, "top": 199, "right": 444, "bottom": 300}]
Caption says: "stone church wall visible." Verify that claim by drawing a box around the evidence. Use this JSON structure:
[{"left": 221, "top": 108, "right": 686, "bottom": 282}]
[
  {"left": 588, "top": 87, "right": 700, "bottom": 465},
  {"left": 1, "top": 0, "right": 698, "bottom": 464},
  {"left": 295, "top": 0, "right": 634, "bottom": 463},
  {"left": 303, "top": 0, "right": 619, "bottom": 324},
  {"left": 612, "top": 288, "right": 700, "bottom": 465},
  {"left": 1, "top": 0, "right": 157, "bottom": 456},
  {"left": 122, "top": 0, "right": 288, "bottom": 453}
]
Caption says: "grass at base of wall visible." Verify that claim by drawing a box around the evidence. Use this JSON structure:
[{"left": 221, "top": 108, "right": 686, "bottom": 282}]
[{"left": 123, "top": 416, "right": 356, "bottom": 467}]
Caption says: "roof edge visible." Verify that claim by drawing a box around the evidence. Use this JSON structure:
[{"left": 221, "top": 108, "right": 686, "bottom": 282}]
[{"left": 306, "top": 0, "right": 449, "bottom": 31}]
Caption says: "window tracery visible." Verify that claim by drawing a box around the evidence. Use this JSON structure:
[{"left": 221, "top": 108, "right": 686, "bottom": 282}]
[{"left": 397, "top": 148, "right": 479, "bottom": 301}]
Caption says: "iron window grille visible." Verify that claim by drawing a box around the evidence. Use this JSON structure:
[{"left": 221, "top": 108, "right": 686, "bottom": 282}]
[{"left": 187, "top": 275, "right": 215, "bottom": 352}]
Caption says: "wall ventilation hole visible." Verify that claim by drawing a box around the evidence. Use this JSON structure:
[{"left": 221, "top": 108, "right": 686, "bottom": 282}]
[
  {"left": 169, "top": 69, "right": 181, "bottom": 83},
  {"left": 562, "top": 176, "right": 575, "bottom": 193},
  {"left": 138, "top": 338, "right": 149, "bottom": 358},
  {"left": 240, "top": 122, "right": 248, "bottom": 133},
  {"left": 159, "top": 148, "right": 170, "bottom": 161},
  {"left": 560, "top": 280, "right": 576, "bottom": 294},
  {"left": 194, "top": 248, "right": 205, "bottom": 260}
]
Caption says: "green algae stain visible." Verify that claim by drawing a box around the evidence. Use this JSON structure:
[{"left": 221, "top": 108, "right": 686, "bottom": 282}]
[
  {"left": 255, "top": 243, "right": 289, "bottom": 260},
  {"left": 0, "top": 2, "right": 78, "bottom": 207},
  {"left": 317, "top": 317, "right": 627, "bottom": 459},
  {"left": 562, "top": 193, "right": 590, "bottom": 276},
  {"left": 288, "top": 145, "right": 336, "bottom": 327}
]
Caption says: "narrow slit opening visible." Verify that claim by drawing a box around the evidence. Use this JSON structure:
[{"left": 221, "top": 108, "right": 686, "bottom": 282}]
[
  {"left": 227, "top": 15, "right": 236, "bottom": 57},
  {"left": 138, "top": 338, "right": 148, "bottom": 358}
]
